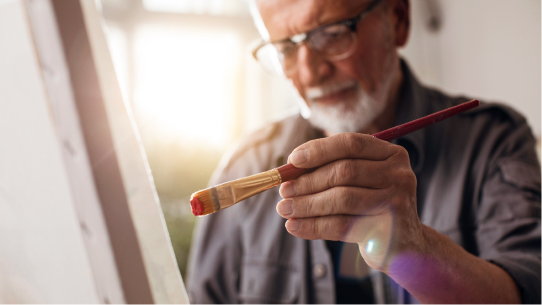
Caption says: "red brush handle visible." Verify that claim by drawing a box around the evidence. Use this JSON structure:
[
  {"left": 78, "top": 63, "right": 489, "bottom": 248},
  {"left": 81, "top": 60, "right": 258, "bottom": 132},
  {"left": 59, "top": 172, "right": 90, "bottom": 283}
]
[
  {"left": 277, "top": 99, "right": 479, "bottom": 182},
  {"left": 372, "top": 99, "right": 479, "bottom": 141},
  {"left": 277, "top": 163, "right": 311, "bottom": 182}
]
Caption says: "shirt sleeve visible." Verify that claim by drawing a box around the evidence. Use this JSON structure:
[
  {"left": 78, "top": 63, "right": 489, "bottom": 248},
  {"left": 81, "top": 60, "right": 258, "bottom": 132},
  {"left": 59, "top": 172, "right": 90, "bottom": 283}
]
[
  {"left": 476, "top": 120, "right": 541, "bottom": 304},
  {"left": 186, "top": 168, "right": 244, "bottom": 304}
]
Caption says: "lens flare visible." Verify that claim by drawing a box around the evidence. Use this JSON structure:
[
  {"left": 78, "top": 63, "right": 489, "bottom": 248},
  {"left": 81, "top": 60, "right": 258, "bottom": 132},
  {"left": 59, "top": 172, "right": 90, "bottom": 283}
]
[{"left": 366, "top": 239, "right": 375, "bottom": 254}]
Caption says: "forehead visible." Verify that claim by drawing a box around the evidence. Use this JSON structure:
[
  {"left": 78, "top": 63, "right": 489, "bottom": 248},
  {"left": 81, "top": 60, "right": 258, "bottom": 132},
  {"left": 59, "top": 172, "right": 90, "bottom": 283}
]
[{"left": 257, "top": 0, "right": 372, "bottom": 41}]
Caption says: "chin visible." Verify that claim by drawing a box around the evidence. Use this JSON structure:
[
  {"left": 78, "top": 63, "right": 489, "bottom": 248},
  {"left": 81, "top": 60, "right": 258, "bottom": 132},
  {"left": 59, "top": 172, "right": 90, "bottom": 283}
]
[{"left": 308, "top": 88, "right": 386, "bottom": 134}]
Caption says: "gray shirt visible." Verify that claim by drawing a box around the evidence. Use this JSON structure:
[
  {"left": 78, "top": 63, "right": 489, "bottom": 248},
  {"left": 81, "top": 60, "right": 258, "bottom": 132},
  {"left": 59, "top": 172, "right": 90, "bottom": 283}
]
[{"left": 187, "top": 61, "right": 541, "bottom": 303}]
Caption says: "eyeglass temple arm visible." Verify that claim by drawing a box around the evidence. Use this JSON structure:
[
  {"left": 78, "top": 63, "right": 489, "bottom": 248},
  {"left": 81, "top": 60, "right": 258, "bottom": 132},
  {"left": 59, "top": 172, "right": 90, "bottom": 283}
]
[{"left": 345, "top": 0, "right": 385, "bottom": 31}]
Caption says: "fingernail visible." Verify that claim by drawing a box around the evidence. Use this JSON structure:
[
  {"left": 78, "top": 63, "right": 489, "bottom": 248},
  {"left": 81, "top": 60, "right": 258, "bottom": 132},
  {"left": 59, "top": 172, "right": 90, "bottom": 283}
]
[
  {"left": 277, "top": 199, "right": 293, "bottom": 216},
  {"left": 279, "top": 181, "right": 297, "bottom": 198},
  {"left": 289, "top": 149, "right": 307, "bottom": 166},
  {"left": 286, "top": 219, "right": 300, "bottom": 232}
]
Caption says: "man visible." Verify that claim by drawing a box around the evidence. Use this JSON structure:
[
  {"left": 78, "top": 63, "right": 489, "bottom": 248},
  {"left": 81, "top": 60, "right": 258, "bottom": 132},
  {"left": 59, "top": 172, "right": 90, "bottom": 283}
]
[{"left": 188, "top": 0, "right": 540, "bottom": 303}]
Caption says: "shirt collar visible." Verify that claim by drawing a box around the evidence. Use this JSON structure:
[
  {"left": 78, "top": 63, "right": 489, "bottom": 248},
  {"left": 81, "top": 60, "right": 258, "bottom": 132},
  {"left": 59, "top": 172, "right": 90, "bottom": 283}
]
[{"left": 393, "top": 59, "right": 428, "bottom": 174}]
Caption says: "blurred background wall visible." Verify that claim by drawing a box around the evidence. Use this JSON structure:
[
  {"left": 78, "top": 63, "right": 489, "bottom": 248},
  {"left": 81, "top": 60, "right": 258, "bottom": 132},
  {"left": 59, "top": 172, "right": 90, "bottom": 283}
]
[{"left": 98, "top": 0, "right": 541, "bottom": 282}]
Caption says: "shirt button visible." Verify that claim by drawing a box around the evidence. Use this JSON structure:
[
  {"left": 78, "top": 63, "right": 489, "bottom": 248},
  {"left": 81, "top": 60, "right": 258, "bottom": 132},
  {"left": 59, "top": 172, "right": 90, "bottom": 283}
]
[{"left": 313, "top": 264, "right": 326, "bottom": 278}]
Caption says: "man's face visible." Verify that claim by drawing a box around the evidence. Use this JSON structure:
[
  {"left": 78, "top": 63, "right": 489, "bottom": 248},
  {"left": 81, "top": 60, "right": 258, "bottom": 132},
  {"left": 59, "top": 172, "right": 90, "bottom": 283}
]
[{"left": 258, "top": 0, "right": 408, "bottom": 134}]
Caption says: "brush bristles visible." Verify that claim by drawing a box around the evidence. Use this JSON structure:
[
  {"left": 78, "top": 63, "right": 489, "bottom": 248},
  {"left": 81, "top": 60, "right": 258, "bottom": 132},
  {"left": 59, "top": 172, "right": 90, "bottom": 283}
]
[{"left": 190, "top": 188, "right": 219, "bottom": 216}]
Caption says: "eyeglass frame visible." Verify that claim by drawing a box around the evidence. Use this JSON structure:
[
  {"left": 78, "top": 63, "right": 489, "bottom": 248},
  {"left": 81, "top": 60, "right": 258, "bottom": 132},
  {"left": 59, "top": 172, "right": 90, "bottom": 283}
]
[{"left": 251, "top": 0, "right": 385, "bottom": 75}]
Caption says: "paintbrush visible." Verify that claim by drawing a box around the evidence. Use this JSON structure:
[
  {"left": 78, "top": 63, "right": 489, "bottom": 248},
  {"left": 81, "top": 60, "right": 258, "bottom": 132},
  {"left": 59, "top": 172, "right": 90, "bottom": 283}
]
[{"left": 190, "top": 99, "right": 479, "bottom": 216}]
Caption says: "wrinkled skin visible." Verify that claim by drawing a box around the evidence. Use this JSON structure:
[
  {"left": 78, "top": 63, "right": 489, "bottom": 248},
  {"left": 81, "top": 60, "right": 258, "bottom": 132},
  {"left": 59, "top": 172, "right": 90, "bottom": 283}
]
[
  {"left": 277, "top": 133, "right": 422, "bottom": 272},
  {"left": 258, "top": 0, "right": 522, "bottom": 303}
]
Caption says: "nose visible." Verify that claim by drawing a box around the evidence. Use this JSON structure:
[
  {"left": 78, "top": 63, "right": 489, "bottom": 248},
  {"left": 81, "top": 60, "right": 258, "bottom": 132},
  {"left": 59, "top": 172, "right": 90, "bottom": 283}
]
[{"left": 295, "top": 43, "right": 332, "bottom": 86}]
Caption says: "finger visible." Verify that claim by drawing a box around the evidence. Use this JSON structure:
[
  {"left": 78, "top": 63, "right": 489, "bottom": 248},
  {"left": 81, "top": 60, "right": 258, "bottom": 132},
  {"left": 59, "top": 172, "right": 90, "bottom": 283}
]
[
  {"left": 279, "top": 159, "right": 393, "bottom": 198},
  {"left": 287, "top": 133, "right": 397, "bottom": 168},
  {"left": 285, "top": 215, "right": 357, "bottom": 241},
  {"left": 285, "top": 214, "right": 393, "bottom": 245},
  {"left": 276, "top": 187, "right": 389, "bottom": 219}
]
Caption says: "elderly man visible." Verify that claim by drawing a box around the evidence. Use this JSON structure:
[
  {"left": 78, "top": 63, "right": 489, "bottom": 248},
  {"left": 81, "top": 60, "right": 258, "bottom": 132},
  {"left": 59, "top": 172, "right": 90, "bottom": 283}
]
[{"left": 187, "top": 0, "right": 541, "bottom": 303}]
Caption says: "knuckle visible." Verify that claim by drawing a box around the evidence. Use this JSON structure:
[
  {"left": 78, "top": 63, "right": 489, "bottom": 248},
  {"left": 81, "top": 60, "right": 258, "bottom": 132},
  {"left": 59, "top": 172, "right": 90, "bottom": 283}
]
[
  {"left": 320, "top": 192, "right": 335, "bottom": 215},
  {"left": 390, "top": 168, "right": 417, "bottom": 191},
  {"left": 400, "top": 168, "right": 416, "bottom": 183},
  {"left": 339, "top": 187, "right": 357, "bottom": 212},
  {"left": 403, "top": 170, "right": 417, "bottom": 189},
  {"left": 298, "top": 175, "right": 311, "bottom": 194},
  {"left": 328, "top": 164, "right": 340, "bottom": 187},
  {"left": 298, "top": 173, "right": 317, "bottom": 194},
  {"left": 299, "top": 218, "right": 312, "bottom": 236},
  {"left": 388, "top": 194, "right": 404, "bottom": 208},
  {"left": 313, "top": 140, "right": 326, "bottom": 160},
  {"left": 392, "top": 145, "right": 411, "bottom": 165},
  {"left": 336, "top": 160, "right": 357, "bottom": 184},
  {"left": 312, "top": 218, "right": 325, "bottom": 237},
  {"left": 332, "top": 216, "right": 352, "bottom": 240},
  {"left": 343, "top": 133, "right": 364, "bottom": 154},
  {"left": 322, "top": 220, "right": 332, "bottom": 237},
  {"left": 303, "top": 195, "right": 317, "bottom": 215}
]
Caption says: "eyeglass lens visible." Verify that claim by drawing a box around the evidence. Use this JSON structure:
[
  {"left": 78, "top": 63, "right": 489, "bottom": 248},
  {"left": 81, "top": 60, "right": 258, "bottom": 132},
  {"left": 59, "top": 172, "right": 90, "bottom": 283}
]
[{"left": 256, "top": 23, "right": 356, "bottom": 75}]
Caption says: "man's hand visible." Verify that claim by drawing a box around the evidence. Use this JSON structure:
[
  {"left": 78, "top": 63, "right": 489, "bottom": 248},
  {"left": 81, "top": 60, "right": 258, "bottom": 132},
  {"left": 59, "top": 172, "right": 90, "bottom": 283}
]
[
  {"left": 276, "top": 132, "right": 522, "bottom": 304},
  {"left": 276, "top": 132, "right": 425, "bottom": 271}
]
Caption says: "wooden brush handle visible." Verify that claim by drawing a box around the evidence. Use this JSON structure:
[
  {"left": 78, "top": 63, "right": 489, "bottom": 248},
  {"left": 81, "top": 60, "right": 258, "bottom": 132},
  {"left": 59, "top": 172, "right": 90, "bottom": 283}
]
[{"left": 276, "top": 99, "right": 479, "bottom": 183}]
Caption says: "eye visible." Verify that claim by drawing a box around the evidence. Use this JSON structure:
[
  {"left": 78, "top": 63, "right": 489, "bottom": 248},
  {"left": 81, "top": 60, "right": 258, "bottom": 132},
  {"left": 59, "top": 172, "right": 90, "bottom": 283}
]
[
  {"left": 310, "top": 24, "right": 351, "bottom": 50},
  {"left": 321, "top": 24, "right": 349, "bottom": 38},
  {"left": 274, "top": 41, "right": 297, "bottom": 56}
]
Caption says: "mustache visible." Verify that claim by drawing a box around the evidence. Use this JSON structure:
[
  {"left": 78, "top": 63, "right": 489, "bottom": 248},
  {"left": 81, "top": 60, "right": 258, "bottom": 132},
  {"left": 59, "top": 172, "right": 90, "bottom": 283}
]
[{"left": 305, "top": 80, "right": 358, "bottom": 100}]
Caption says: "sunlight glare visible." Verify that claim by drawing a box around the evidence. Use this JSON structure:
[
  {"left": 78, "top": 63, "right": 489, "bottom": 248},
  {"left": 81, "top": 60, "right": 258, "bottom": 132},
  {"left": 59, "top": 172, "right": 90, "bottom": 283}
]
[{"left": 134, "top": 25, "right": 241, "bottom": 147}]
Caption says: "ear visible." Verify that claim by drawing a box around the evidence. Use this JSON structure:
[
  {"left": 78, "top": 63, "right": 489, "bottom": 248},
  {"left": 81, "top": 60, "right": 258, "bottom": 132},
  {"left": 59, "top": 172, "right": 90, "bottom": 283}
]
[{"left": 391, "top": 0, "right": 410, "bottom": 47}]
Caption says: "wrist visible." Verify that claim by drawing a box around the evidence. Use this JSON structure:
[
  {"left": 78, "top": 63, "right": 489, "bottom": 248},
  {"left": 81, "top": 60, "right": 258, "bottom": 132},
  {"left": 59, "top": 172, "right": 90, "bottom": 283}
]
[
  {"left": 385, "top": 224, "right": 470, "bottom": 303},
  {"left": 385, "top": 223, "right": 434, "bottom": 280}
]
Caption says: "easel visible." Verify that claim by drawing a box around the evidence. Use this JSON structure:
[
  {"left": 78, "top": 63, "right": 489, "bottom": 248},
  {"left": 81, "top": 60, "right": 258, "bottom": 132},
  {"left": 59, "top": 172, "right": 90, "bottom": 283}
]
[{"left": 0, "top": 0, "right": 188, "bottom": 302}]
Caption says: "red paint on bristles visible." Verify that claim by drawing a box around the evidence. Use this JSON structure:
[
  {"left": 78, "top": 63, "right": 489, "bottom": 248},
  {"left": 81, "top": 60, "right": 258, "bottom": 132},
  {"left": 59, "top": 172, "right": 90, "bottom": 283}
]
[
  {"left": 277, "top": 99, "right": 479, "bottom": 183},
  {"left": 190, "top": 196, "right": 204, "bottom": 216}
]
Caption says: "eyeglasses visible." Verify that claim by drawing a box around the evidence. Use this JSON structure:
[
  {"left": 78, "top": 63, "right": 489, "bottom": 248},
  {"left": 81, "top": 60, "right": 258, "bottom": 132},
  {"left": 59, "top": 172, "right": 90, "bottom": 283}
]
[{"left": 251, "top": 0, "right": 384, "bottom": 76}]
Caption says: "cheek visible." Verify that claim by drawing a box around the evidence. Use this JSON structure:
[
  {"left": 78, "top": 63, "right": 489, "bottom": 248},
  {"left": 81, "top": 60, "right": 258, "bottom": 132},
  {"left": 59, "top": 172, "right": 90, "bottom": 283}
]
[
  {"left": 339, "top": 23, "right": 394, "bottom": 92},
  {"left": 290, "top": 77, "right": 310, "bottom": 105},
  {"left": 332, "top": 54, "right": 377, "bottom": 93}
]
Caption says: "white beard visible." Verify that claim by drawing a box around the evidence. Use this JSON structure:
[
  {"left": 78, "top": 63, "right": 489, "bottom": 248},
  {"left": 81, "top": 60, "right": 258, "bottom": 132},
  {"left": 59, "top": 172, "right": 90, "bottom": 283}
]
[
  {"left": 307, "top": 83, "right": 384, "bottom": 134},
  {"left": 305, "top": 61, "right": 397, "bottom": 135}
]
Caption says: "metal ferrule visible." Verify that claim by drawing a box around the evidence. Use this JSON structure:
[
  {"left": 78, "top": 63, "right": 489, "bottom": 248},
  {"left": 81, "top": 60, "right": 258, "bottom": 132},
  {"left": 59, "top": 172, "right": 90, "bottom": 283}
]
[{"left": 214, "top": 168, "right": 282, "bottom": 210}]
